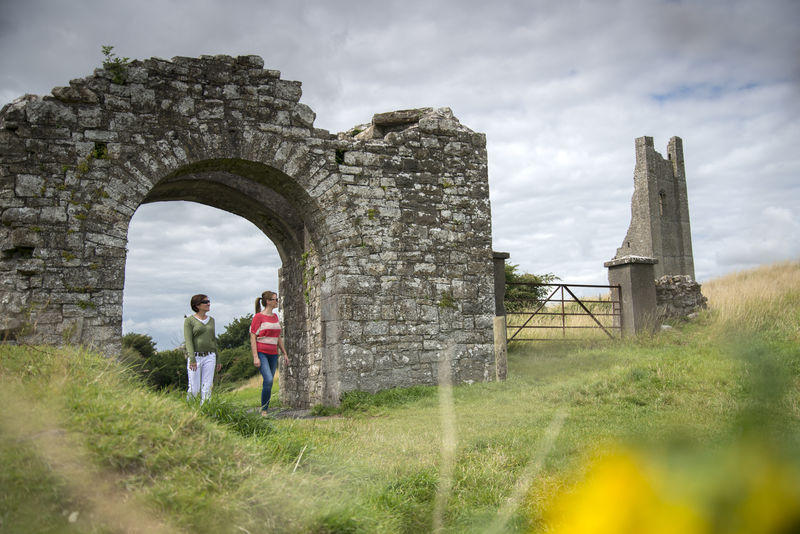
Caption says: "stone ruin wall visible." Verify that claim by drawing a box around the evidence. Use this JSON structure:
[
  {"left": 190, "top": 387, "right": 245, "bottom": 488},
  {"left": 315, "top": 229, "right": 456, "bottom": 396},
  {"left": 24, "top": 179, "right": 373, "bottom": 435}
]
[{"left": 0, "top": 54, "right": 497, "bottom": 408}]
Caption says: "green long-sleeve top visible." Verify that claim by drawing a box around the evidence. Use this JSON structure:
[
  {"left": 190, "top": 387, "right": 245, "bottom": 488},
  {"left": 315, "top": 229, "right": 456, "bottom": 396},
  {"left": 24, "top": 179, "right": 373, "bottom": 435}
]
[{"left": 184, "top": 315, "right": 217, "bottom": 364}]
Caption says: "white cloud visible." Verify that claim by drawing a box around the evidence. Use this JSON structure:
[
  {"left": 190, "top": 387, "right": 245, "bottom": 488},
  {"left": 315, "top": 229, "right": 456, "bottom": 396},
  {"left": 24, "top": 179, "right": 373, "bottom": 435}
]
[{"left": 712, "top": 205, "right": 800, "bottom": 272}]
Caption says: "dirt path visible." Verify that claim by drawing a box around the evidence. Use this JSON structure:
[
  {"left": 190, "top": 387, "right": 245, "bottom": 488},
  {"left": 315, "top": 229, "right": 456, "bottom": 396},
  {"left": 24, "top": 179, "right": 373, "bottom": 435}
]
[{"left": 0, "top": 385, "right": 181, "bottom": 534}]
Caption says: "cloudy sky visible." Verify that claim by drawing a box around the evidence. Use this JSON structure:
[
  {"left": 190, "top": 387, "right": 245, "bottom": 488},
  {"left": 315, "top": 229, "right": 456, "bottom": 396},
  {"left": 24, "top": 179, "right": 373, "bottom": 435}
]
[{"left": 2, "top": 0, "right": 798, "bottom": 349}]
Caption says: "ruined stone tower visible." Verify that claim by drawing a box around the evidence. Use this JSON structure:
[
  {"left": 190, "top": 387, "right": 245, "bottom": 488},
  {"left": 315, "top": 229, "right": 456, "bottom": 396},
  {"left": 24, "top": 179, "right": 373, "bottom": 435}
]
[{"left": 614, "top": 136, "right": 695, "bottom": 280}]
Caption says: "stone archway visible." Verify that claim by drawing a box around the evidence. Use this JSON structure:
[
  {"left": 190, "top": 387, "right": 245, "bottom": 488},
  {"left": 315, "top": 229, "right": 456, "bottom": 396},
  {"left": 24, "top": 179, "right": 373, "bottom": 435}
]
[
  {"left": 0, "top": 55, "right": 497, "bottom": 407},
  {"left": 138, "top": 158, "right": 322, "bottom": 408}
]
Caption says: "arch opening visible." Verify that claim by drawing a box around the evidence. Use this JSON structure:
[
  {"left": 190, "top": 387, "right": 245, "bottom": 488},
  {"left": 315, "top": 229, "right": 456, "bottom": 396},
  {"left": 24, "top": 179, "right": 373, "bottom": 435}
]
[
  {"left": 122, "top": 158, "right": 325, "bottom": 408},
  {"left": 122, "top": 201, "right": 280, "bottom": 350}
]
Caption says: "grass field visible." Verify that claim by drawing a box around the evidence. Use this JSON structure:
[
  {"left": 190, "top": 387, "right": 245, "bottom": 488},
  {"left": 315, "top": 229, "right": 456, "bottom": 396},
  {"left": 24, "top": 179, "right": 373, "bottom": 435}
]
[{"left": 1, "top": 261, "right": 799, "bottom": 533}]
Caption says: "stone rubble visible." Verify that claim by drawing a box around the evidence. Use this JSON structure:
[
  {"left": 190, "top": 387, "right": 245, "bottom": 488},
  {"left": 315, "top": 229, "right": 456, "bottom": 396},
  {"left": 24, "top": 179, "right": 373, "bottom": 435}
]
[{"left": 655, "top": 275, "right": 707, "bottom": 322}]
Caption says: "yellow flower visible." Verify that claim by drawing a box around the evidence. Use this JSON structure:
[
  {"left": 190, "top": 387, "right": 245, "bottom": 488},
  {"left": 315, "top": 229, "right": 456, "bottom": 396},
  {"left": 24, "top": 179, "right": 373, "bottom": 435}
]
[{"left": 544, "top": 450, "right": 708, "bottom": 534}]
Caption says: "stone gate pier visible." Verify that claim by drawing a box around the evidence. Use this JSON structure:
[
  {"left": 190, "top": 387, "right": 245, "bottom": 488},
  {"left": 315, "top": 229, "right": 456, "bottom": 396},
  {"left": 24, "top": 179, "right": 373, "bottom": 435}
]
[{"left": 0, "top": 54, "right": 497, "bottom": 408}]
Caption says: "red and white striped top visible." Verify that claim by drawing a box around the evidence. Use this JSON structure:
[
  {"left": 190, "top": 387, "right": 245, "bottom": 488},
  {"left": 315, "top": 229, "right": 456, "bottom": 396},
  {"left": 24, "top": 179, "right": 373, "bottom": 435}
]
[{"left": 250, "top": 312, "right": 281, "bottom": 354}]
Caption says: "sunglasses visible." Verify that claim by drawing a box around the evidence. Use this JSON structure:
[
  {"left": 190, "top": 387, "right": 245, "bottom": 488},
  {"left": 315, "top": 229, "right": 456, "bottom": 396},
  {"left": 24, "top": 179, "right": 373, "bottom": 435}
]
[{"left": 199, "top": 299, "right": 210, "bottom": 304}]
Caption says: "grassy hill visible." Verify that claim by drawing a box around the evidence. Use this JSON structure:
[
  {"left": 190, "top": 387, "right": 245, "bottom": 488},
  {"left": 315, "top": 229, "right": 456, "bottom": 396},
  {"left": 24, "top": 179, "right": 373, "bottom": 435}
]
[{"left": 1, "top": 261, "right": 798, "bottom": 533}]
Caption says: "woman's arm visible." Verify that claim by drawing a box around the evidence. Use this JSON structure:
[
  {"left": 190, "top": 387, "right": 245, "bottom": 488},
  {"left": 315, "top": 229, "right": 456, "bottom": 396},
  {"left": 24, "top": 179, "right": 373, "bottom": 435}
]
[
  {"left": 250, "top": 332, "right": 260, "bottom": 367},
  {"left": 278, "top": 337, "right": 289, "bottom": 366},
  {"left": 184, "top": 318, "right": 196, "bottom": 365}
]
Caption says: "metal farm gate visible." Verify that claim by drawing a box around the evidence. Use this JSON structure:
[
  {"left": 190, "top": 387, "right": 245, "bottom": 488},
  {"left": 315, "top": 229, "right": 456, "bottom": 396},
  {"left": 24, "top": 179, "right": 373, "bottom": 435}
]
[{"left": 505, "top": 283, "right": 622, "bottom": 342}]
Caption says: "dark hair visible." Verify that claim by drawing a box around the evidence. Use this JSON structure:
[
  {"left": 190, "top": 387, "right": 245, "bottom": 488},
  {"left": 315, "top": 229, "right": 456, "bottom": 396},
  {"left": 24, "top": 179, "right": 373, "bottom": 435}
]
[
  {"left": 190, "top": 294, "right": 208, "bottom": 312},
  {"left": 255, "top": 291, "right": 276, "bottom": 314}
]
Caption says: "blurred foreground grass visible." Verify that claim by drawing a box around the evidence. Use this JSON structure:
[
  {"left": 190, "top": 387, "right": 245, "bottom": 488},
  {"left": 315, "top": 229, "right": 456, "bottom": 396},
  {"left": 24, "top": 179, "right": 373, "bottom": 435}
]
[{"left": 1, "top": 261, "right": 798, "bottom": 532}]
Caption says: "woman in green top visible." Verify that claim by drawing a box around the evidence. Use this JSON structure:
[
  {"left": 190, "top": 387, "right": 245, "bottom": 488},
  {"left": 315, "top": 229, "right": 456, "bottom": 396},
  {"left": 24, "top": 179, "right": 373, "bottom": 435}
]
[{"left": 184, "top": 293, "right": 221, "bottom": 403}]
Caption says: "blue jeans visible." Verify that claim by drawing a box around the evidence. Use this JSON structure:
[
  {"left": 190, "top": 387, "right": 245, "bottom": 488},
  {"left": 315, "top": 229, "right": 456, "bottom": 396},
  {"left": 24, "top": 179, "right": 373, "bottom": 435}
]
[{"left": 258, "top": 352, "right": 278, "bottom": 411}]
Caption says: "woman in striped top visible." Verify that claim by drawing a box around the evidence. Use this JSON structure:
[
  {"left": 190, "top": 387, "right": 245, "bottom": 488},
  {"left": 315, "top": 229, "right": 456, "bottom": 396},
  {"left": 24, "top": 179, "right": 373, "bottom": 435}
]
[{"left": 249, "top": 290, "right": 289, "bottom": 415}]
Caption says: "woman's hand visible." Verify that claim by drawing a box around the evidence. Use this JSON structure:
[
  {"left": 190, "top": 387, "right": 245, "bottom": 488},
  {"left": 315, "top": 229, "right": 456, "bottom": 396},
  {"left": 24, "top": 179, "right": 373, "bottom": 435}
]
[
  {"left": 253, "top": 357, "right": 260, "bottom": 368},
  {"left": 189, "top": 362, "right": 197, "bottom": 371},
  {"left": 283, "top": 353, "right": 289, "bottom": 367}
]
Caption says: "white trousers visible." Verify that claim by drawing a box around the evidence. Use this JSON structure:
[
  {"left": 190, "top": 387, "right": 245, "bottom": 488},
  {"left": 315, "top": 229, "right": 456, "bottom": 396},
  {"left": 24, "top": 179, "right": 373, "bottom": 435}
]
[{"left": 187, "top": 353, "right": 216, "bottom": 403}]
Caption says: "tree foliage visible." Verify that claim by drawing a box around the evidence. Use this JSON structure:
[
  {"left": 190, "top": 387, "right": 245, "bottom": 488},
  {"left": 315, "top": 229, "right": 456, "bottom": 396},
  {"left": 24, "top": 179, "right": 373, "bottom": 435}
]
[
  {"left": 140, "top": 348, "right": 187, "bottom": 390},
  {"left": 121, "top": 332, "right": 157, "bottom": 360},
  {"left": 504, "top": 264, "right": 559, "bottom": 312},
  {"left": 217, "top": 313, "right": 253, "bottom": 349}
]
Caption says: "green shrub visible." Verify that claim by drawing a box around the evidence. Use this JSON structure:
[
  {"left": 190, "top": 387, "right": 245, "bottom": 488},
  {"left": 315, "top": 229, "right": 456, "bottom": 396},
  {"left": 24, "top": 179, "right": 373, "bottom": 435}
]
[
  {"left": 505, "top": 263, "right": 559, "bottom": 312},
  {"left": 121, "top": 332, "right": 157, "bottom": 359},
  {"left": 141, "top": 348, "right": 187, "bottom": 390},
  {"left": 131, "top": 345, "right": 256, "bottom": 392},
  {"left": 218, "top": 345, "right": 258, "bottom": 384},
  {"left": 101, "top": 45, "right": 130, "bottom": 84}
]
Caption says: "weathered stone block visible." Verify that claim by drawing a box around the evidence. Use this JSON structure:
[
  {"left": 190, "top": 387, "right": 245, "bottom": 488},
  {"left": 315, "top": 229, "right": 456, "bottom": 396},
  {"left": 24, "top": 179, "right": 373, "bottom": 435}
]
[
  {"left": 291, "top": 104, "right": 315, "bottom": 128},
  {"left": 52, "top": 85, "right": 99, "bottom": 104}
]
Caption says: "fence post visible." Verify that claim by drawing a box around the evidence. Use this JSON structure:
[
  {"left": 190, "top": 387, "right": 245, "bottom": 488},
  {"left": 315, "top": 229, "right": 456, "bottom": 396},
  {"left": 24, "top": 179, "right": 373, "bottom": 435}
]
[
  {"left": 492, "top": 251, "right": 509, "bottom": 380},
  {"left": 604, "top": 255, "right": 658, "bottom": 335}
]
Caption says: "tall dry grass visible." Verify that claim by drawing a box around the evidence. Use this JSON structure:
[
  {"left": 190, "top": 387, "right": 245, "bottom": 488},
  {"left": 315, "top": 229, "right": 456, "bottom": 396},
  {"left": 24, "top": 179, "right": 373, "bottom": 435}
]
[
  {"left": 702, "top": 260, "right": 800, "bottom": 338},
  {"left": 506, "top": 293, "right": 619, "bottom": 341}
]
